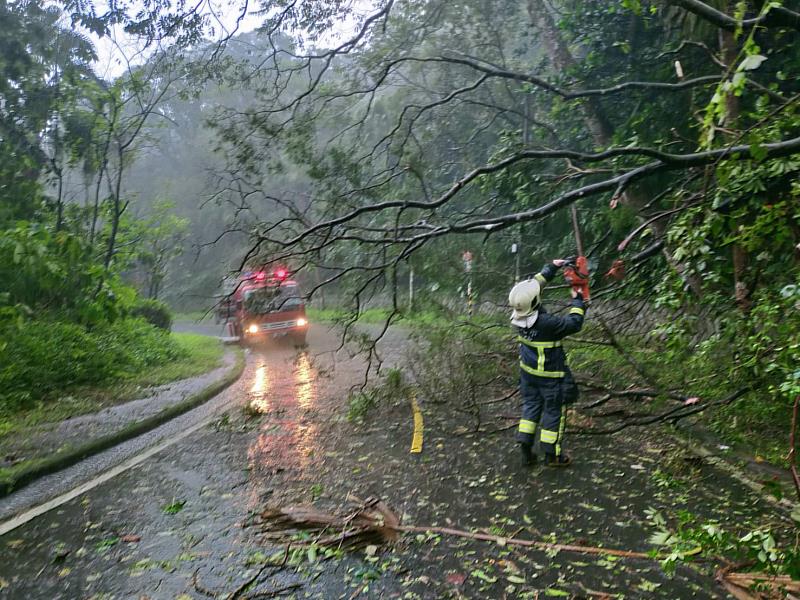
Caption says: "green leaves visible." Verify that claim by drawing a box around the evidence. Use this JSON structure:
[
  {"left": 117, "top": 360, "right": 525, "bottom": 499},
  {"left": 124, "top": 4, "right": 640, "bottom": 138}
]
[
  {"left": 647, "top": 508, "right": 796, "bottom": 578},
  {"left": 749, "top": 142, "right": 768, "bottom": 162},
  {"left": 470, "top": 569, "right": 498, "bottom": 583},
  {"left": 738, "top": 54, "right": 767, "bottom": 72},
  {"left": 620, "top": 0, "right": 642, "bottom": 16},
  {"left": 162, "top": 499, "right": 186, "bottom": 515}
]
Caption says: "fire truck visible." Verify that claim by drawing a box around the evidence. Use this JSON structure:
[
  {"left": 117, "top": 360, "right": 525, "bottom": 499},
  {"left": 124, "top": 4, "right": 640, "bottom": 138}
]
[{"left": 218, "top": 268, "right": 308, "bottom": 346}]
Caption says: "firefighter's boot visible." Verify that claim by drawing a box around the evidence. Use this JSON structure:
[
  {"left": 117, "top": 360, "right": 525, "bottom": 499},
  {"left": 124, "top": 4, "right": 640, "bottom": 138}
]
[
  {"left": 545, "top": 453, "right": 572, "bottom": 468},
  {"left": 519, "top": 442, "right": 536, "bottom": 467}
]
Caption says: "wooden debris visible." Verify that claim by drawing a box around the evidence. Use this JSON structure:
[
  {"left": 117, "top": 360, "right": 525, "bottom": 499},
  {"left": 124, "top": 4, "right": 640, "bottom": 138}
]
[
  {"left": 257, "top": 497, "right": 400, "bottom": 551},
  {"left": 717, "top": 570, "right": 800, "bottom": 600},
  {"left": 256, "top": 496, "right": 652, "bottom": 559}
]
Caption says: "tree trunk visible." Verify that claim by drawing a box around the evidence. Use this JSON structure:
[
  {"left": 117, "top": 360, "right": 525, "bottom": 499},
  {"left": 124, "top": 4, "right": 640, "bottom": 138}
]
[
  {"left": 719, "top": 23, "right": 751, "bottom": 312},
  {"left": 89, "top": 164, "right": 103, "bottom": 246},
  {"left": 104, "top": 143, "right": 124, "bottom": 271},
  {"left": 90, "top": 124, "right": 113, "bottom": 247},
  {"left": 526, "top": 0, "right": 614, "bottom": 145},
  {"left": 55, "top": 168, "right": 64, "bottom": 232}
]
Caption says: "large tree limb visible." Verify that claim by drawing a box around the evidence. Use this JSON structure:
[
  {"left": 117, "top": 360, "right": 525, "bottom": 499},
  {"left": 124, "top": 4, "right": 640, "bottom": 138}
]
[
  {"left": 434, "top": 54, "right": 722, "bottom": 99},
  {"left": 669, "top": 0, "right": 800, "bottom": 32},
  {"left": 435, "top": 135, "right": 800, "bottom": 237},
  {"left": 270, "top": 135, "right": 800, "bottom": 249}
]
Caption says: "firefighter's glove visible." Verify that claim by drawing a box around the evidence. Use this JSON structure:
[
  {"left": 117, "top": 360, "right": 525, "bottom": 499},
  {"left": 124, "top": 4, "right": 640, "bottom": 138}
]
[{"left": 552, "top": 258, "right": 570, "bottom": 269}]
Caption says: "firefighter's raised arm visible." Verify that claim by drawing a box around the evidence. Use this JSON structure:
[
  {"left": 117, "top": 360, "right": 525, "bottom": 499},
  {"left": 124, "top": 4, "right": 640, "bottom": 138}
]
[
  {"left": 533, "top": 259, "right": 566, "bottom": 287},
  {"left": 536, "top": 291, "right": 586, "bottom": 340}
]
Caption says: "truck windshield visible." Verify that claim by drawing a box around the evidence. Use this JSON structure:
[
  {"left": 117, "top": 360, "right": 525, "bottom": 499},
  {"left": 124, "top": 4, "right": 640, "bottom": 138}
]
[{"left": 244, "top": 284, "right": 302, "bottom": 314}]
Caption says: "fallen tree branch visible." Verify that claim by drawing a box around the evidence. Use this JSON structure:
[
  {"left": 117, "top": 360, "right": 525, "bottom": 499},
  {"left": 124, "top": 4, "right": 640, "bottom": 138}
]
[
  {"left": 397, "top": 524, "right": 653, "bottom": 559},
  {"left": 717, "top": 570, "right": 800, "bottom": 599},
  {"left": 256, "top": 499, "right": 656, "bottom": 561},
  {"left": 245, "top": 583, "right": 303, "bottom": 599},
  {"left": 194, "top": 544, "right": 294, "bottom": 600},
  {"left": 478, "top": 388, "right": 519, "bottom": 406},
  {"left": 462, "top": 422, "right": 518, "bottom": 435},
  {"left": 569, "top": 337, "right": 615, "bottom": 346},
  {"left": 576, "top": 382, "right": 687, "bottom": 407},
  {"left": 231, "top": 543, "right": 292, "bottom": 600},
  {"left": 572, "top": 388, "right": 750, "bottom": 435}
]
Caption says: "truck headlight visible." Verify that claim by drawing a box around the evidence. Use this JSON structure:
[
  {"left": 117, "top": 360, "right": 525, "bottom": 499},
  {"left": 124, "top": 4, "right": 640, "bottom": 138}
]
[
  {"left": 296, "top": 317, "right": 308, "bottom": 327},
  {"left": 247, "top": 324, "right": 259, "bottom": 334}
]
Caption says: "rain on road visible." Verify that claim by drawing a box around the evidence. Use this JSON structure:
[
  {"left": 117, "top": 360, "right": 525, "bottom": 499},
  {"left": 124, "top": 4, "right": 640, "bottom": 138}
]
[
  {"left": 0, "top": 324, "right": 404, "bottom": 599},
  {"left": 0, "top": 322, "right": 785, "bottom": 599}
]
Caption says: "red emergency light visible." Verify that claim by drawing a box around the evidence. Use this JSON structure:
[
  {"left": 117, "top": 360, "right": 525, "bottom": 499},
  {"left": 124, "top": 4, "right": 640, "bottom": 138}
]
[
  {"left": 274, "top": 268, "right": 288, "bottom": 280},
  {"left": 255, "top": 271, "right": 266, "bottom": 281}
]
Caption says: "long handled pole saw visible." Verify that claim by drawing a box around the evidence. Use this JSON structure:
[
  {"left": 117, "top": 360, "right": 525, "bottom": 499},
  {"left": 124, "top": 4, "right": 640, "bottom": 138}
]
[{"left": 564, "top": 205, "right": 591, "bottom": 301}]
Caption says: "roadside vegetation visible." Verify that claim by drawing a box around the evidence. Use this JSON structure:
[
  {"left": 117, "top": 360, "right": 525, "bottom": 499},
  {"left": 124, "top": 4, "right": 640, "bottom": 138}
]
[
  {"left": 0, "top": 326, "right": 224, "bottom": 438},
  {"left": 0, "top": 3, "right": 222, "bottom": 441}
]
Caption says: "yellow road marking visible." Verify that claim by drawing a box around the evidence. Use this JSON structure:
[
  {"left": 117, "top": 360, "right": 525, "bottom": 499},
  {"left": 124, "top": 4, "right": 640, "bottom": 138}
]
[{"left": 410, "top": 394, "right": 423, "bottom": 454}]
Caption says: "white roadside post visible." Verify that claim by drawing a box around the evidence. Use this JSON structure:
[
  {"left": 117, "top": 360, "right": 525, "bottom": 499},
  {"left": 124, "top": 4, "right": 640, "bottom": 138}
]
[
  {"left": 462, "top": 250, "right": 474, "bottom": 317},
  {"left": 408, "top": 264, "right": 415, "bottom": 312},
  {"left": 512, "top": 241, "right": 520, "bottom": 283}
]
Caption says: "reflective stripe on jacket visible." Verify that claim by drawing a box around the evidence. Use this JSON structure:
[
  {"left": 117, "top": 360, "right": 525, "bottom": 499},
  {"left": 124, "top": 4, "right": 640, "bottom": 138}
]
[{"left": 515, "top": 264, "right": 586, "bottom": 378}]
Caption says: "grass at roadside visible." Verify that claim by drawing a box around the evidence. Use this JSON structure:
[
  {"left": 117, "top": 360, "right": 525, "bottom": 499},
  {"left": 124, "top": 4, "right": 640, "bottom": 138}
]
[
  {"left": 173, "top": 310, "right": 215, "bottom": 322},
  {"left": 135, "top": 333, "right": 223, "bottom": 386},
  {"left": 0, "top": 333, "right": 224, "bottom": 440},
  {"left": 0, "top": 346, "right": 244, "bottom": 497},
  {"left": 307, "top": 306, "right": 398, "bottom": 324}
]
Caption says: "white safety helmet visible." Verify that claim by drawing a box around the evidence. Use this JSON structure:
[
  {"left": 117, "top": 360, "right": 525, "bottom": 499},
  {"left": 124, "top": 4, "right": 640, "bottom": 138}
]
[{"left": 509, "top": 279, "right": 541, "bottom": 327}]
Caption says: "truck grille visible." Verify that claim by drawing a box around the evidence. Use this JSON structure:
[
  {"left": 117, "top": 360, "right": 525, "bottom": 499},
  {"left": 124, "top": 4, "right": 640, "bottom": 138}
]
[{"left": 258, "top": 320, "right": 299, "bottom": 331}]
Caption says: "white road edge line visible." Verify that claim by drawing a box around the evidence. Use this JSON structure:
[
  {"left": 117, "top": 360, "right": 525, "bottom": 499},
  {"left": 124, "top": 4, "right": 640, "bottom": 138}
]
[{"left": 0, "top": 407, "right": 225, "bottom": 537}]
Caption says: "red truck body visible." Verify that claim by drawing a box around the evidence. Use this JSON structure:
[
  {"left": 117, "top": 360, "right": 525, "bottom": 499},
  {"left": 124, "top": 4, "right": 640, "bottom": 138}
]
[{"left": 219, "top": 270, "right": 308, "bottom": 346}]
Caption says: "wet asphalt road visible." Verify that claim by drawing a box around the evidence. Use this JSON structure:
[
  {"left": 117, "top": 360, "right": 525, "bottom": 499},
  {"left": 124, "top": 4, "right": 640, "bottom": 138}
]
[
  {"left": 0, "top": 321, "right": 785, "bottom": 599},
  {"left": 0, "top": 323, "right": 406, "bottom": 599}
]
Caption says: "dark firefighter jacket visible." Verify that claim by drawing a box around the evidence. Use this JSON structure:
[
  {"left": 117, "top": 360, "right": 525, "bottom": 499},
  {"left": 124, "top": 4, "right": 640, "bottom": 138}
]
[{"left": 514, "top": 264, "right": 586, "bottom": 378}]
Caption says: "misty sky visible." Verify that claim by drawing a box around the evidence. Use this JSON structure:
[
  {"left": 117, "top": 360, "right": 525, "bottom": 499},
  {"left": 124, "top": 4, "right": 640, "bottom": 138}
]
[{"left": 89, "top": 0, "right": 374, "bottom": 79}]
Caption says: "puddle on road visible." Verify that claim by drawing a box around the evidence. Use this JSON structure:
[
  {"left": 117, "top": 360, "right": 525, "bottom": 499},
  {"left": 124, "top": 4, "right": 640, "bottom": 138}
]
[
  {"left": 246, "top": 348, "right": 320, "bottom": 504},
  {"left": 295, "top": 352, "right": 314, "bottom": 410},
  {"left": 249, "top": 362, "right": 270, "bottom": 413}
]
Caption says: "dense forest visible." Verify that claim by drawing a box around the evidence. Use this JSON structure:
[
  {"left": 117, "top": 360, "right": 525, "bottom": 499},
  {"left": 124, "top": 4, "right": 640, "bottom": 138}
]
[{"left": 1, "top": 0, "right": 800, "bottom": 584}]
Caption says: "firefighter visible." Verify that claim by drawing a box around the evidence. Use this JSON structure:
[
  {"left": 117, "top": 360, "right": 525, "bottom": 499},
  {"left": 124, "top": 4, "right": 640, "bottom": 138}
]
[{"left": 509, "top": 259, "right": 586, "bottom": 467}]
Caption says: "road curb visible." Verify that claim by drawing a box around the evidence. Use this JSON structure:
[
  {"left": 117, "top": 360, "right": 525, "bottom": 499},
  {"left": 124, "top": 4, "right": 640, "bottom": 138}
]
[{"left": 0, "top": 347, "right": 246, "bottom": 498}]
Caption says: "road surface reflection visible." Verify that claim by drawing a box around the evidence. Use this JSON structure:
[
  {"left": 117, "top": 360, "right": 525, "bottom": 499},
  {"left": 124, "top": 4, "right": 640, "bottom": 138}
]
[
  {"left": 249, "top": 363, "right": 270, "bottom": 413},
  {"left": 246, "top": 347, "right": 319, "bottom": 501}
]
